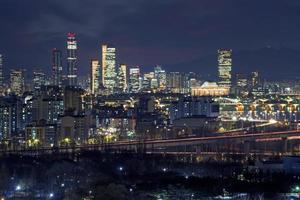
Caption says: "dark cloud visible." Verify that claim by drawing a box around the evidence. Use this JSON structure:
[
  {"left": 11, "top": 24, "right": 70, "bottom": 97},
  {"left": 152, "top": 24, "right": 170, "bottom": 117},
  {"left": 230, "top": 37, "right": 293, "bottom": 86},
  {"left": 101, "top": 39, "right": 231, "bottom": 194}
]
[{"left": 0, "top": 0, "right": 300, "bottom": 79}]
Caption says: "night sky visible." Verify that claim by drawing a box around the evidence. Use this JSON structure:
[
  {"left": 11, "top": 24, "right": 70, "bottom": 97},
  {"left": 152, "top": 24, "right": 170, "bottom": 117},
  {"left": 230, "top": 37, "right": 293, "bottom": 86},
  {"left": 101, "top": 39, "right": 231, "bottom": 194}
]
[{"left": 1, "top": 0, "right": 300, "bottom": 79}]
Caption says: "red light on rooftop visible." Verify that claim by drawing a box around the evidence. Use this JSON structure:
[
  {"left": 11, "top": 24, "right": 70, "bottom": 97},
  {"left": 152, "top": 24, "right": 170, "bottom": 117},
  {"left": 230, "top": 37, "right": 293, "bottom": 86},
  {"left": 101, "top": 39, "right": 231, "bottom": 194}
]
[{"left": 67, "top": 32, "right": 76, "bottom": 38}]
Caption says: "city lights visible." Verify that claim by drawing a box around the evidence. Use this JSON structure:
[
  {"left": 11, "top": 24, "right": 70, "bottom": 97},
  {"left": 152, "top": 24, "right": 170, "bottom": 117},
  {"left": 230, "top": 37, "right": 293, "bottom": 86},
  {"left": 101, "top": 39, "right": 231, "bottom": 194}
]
[
  {"left": 15, "top": 185, "right": 21, "bottom": 191},
  {"left": 0, "top": 1, "right": 300, "bottom": 199}
]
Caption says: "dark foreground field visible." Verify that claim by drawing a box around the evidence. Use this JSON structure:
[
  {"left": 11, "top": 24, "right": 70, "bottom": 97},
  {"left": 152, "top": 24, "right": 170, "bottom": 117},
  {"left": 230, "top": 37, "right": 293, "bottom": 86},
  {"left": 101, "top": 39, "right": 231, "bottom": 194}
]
[{"left": 0, "top": 151, "right": 298, "bottom": 199}]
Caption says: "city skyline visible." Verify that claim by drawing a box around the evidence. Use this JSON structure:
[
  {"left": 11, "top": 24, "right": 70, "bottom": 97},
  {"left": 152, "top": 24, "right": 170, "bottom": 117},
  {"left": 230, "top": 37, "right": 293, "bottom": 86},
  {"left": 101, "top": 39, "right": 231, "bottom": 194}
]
[
  {"left": 1, "top": 0, "right": 300, "bottom": 79},
  {"left": 1, "top": 1, "right": 300, "bottom": 199}
]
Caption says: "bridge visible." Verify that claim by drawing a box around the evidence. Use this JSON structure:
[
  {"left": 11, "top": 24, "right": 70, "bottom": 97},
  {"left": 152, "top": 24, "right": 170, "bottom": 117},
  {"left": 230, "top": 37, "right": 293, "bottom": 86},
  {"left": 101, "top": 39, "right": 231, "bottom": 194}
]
[{"left": 2, "top": 129, "right": 300, "bottom": 156}]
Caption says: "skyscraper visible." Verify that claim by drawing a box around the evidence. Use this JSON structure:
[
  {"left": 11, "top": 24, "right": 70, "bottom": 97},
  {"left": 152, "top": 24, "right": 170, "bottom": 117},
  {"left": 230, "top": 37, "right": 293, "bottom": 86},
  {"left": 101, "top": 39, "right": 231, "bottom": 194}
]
[
  {"left": 90, "top": 59, "right": 101, "bottom": 94},
  {"left": 102, "top": 44, "right": 116, "bottom": 93},
  {"left": 251, "top": 71, "right": 259, "bottom": 89},
  {"left": 154, "top": 65, "right": 167, "bottom": 90},
  {"left": 218, "top": 49, "right": 232, "bottom": 88},
  {"left": 10, "top": 69, "right": 25, "bottom": 96},
  {"left": 33, "top": 69, "right": 46, "bottom": 90},
  {"left": 129, "top": 67, "right": 141, "bottom": 93},
  {"left": 236, "top": 73, "right": 248, "bottom": 96},
  {"left": 0, "top": 54, "right": 3, "bottom": 89},
  {"left": 117, "top": 64, "right": 127, "bottom": 93},
  {"left": 167, "top": 72, "right": 184, "bottom": 93},
  {"left": 52, "top": 48, "right": 63, "bottom": 87},
  {"left": 67, "top": 33, "right": 77, "bottom": 86}
]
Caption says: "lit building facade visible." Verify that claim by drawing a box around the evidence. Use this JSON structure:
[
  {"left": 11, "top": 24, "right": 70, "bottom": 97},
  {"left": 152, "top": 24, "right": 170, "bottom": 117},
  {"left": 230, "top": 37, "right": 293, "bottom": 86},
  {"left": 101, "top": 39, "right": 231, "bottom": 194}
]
[
  {"left": 102, "top": 44, "right": 116, "bottom": 94},
  {"left": 33, "top": 69, "right": 46, "bottom": 90},
  {"left": 218, "top": 49, "right": 232, "bottom": 88},
  {"left": 129, "top": 67, "right": 141, "bottom": 93},
  {"left": 235, "top": 73, "right": 248, "bottom": 96},
  {"left": 67, "top": 33, "right": 78, "bottom": 86},
  {"left": 32, "top": 95, "right": 64, "bottom": 124},
  {"left": 25, "top": 121, "right": 57, "bottom": 148},
  {"left": 0, "top": 95, "right": 24, "bottom": 139},
  {"left": 90, "top": 59, "right": 101, "bottom": 94},
  {"left": 169, "top": 96, "right": 220, "bottom": 123},
  {"left": 52, "top": 49, "right": 63, "bottom": 87},
  {"left": 251, "top": 71, "right": 259, "bottom": 89},
  {"left": 10, "top": 69, "right": 24, "bottom": 96},
  {"left": 167, "top": 72, "right": 184, "bottom": 93},
  {"left": 117, "top": 64, "right": 127, "bottom": 93},
  {"left": 142, "top": 72, "right": 155, "bottom": 90},
  {"left": 191, "top": 81, "right": 229, "bottom": 96},
  {"left": 154, "top": 65, "right": 167, "bottom": 90}
]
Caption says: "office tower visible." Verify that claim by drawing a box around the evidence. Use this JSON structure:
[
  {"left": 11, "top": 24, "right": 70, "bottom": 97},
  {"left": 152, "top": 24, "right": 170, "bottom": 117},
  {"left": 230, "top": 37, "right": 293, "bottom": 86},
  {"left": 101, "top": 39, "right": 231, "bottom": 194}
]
[
  {"left": 129, "top": 67, "right": 141, "bottom": 93},
  {"left": 154, "top": 65, "right": 167, "bottom": 90},
  {"left": 32, "top": 86, "right": 64, "bottom": 124},
  {"left": 117, "top": 64, "right": 127, "bottom": 93},
  {"left": 236, "top": 73, "right": 248, "bottom": 96},
  {"left": 143, "top": 72, "right": 155, "bottom": 90},
  {"left": 218, "top": 49, "right": 232, "bottom": 88},
  {"left": 10, "top": 69, "right": 25, "bottom": 96},
  {"left": 150, "top": 78, "right": 159, "bottom": 89},
  {"left": 64, "top": 87, "right": 85, "bottom": 114},
  {"left": 0, "top": 95, "right": 24, "bottom": 139},
  {"left": 52, "top": 48, "right": 63, "bottom": 87},
  {"left": 0, "top": 54, "right": 3, "bottom": 88},
  {"left": 33, "top": 69, "right": 46, "bottom": 90},
  {"left": 102, "top": 44, "right": 116, "bottom": 93},
  {"left": 167, "top": 72, "right": 184, "bottom": 93},
  {"left": 90, "top": 59, "right": 101, "bottom": 94},
  {"left": 251, "top": 71, "right": 259, "bottom": 88},
  {"left": 67, "top": 33, "right": 78, "bottom": 86},
  {"left": 236, "top": 74, "right": 248, "bottom": 87}
]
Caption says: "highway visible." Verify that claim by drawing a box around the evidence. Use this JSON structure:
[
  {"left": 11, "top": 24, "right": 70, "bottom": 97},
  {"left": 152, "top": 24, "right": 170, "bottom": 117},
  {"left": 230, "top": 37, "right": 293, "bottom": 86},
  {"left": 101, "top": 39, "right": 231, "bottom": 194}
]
[
  {"left": 104, "top": 129, "right": 300, "bottom": 149},
  {"left": 1, "top": 129, "right": 300, "bottom": 155}
]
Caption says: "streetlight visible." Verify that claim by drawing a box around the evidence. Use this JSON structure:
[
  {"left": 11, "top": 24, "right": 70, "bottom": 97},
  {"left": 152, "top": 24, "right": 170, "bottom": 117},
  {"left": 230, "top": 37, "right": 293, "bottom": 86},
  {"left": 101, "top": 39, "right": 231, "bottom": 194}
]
[
  {"left": 49, "top": 193, "right": 54, "bottom": 198},
  {"left": 15, "top": 185, "right": 21, "bottom": 191}
]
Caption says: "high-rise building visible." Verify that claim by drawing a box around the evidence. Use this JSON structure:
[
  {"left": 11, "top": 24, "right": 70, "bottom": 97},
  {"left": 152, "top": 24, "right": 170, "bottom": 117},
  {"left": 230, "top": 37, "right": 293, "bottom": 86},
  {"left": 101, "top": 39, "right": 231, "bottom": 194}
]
[
  {"left": 33, "top": 69, "right": 46, "bottom": 90},
  {"left": 52, "top": 48, "right": 63, "bottom": 87},
  {"left": 10, "top": 69, "right": 25, "bottom": 96},
  {"left": 236, "top": 74, "right": 248, "bottom": 88},
  {"left": 129, "top": 67, "right": 141, "bottom": 93},
  {"left": 0, "top": 95, "right": 24, "bottom": 139},
  {"left": 218, "top": 49, "right": 232, "bottom": 88},
  {"left": 117, "top": 64, "right": 127, "bottom": 93},
  {"left": 142, "top": 72, "right": 155, "bottom": 90},
  {"left": 167, "top": 72, "right": 184, "bottom": 93},
  {"left": 67, "top": 33, "right": 78, "bottom": 86},
  {"left": 90, "top": 59, "right": 101, "bottom": 94},
  {"left": 32, "top": 87, "right": 63, "bottom": 124},
  {"left": 154, "top": 65, "right": 167, "bottom": 90},
  {"left": 235, "top": 73, "right": 248, "bottom": 96},
  {"left": 102, "top": 44, "right": 116, "bottom": 94},
  {"left": 251, "top": 71, "right": 259, "bottom": 89},
  {"left": 0, "top": 54, "right": 3, "bottom": 89}
]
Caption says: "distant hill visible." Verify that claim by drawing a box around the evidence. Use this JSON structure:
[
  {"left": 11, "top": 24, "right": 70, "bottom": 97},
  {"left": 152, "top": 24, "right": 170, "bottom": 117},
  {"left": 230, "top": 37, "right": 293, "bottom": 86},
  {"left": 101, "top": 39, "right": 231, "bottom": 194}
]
[{"left": 169, "top": 47, "right": 300, "bottom": 80}]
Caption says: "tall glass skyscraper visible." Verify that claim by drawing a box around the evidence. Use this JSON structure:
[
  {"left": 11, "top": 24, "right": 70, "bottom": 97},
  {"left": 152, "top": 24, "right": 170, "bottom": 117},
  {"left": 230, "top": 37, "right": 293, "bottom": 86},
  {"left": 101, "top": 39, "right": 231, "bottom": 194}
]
[
  {"left": 117, "top": 64, "right": 127, "bottom": 93},
  {"left": 102, "top": 45, "right": 116, "bottom": 94},
  {"left": 33, "top": 69, "right": 46, "bottom": 90},
  {"left": 67, "top": 33, "right": 77, "bottom": 86},
  {"left": 52, "top": 48, "right": 63, "bottom": 87},
  {"left": 90, "top": 59, "right": 101, "bottom": 94},
  {"left": 218, "top": 49, "right": 232, "bottom": 88},
  {"left": 154, "top": 65, "right": 167, "bottom": 90},
  {"left": 10, "top": 69, "right": 24, "bottom": 96},
  {"left": 129, "top": 67, "right": 141, "bottom": 93}
]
